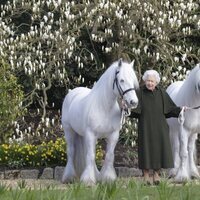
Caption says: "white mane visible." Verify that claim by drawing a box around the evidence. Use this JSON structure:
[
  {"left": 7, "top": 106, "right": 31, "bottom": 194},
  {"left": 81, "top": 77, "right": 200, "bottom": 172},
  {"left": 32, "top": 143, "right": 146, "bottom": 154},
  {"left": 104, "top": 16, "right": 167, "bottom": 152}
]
[
  {"left": 175, "top": 64, "right": 200, "bottom": 106},
  {"left": 87, "top": 62, "right": 118, "bottom": 111}
]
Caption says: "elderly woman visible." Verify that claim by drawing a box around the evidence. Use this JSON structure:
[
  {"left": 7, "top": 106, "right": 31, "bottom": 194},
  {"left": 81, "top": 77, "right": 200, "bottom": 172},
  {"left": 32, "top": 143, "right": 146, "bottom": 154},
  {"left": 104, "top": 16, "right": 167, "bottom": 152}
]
[{"left": 130, "top": 70, "right": 182, "bottom": 185}]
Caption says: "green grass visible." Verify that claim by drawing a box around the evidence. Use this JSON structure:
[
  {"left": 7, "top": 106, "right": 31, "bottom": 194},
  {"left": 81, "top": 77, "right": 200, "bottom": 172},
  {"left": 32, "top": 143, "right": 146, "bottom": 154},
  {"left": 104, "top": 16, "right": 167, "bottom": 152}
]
[{"left": 0, "top": 179, "right": 200, "bottom": 200}]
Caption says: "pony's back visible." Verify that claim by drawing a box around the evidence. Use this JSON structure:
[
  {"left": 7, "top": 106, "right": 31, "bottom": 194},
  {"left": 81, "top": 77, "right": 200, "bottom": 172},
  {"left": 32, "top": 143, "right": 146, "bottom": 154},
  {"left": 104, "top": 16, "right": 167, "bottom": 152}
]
[
  {"left": 61, "top": 87, "right": 90, "bottom": 124},
  {"left": 166, "top": 81, "right": 183, "bottom": 102}
]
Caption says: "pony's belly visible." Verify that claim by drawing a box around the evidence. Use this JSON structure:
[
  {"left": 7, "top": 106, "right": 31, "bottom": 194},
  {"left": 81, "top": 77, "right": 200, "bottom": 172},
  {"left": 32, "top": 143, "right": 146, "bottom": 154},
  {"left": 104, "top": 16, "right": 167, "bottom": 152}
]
[
  {"left": 184, "top": 122, "right": 200, "bottom": 133},
  {"left": 94, "top": 124, "right": 118, "bottom": 137},
  {"left": 89, "top": 113, "right": 121, "bottom": 137}
]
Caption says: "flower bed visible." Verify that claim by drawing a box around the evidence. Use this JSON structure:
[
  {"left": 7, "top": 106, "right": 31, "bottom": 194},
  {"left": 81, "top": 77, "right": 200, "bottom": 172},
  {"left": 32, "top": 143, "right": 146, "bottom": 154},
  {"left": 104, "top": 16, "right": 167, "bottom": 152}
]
[{"left": 0, "top": 138, "right": 104, "bottom": 169}]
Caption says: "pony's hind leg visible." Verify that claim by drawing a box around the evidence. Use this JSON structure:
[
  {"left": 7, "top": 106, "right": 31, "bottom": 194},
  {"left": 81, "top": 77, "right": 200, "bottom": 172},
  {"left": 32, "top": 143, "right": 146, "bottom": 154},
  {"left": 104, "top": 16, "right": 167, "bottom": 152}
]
[
  {"left": 62, "top": 125, "right": 77, "bottom": 183},
  {"left": 100, "top": 131, "right": 119, "bottom": 182},
  {"left": 188, "top": 133, "right": 199, "bottom": 179}
]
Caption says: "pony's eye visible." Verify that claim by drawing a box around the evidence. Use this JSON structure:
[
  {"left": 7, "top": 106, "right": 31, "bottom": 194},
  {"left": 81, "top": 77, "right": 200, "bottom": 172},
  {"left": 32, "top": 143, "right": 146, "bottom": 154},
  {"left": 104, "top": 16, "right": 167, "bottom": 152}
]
[{"left": 120, "top": 79, "right": 124, "bottom": 83}]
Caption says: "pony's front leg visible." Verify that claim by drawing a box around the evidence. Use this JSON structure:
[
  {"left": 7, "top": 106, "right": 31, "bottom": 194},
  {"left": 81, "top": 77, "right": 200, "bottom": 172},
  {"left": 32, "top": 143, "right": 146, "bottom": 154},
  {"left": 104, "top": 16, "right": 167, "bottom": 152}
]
[
  {"left": 188, "top": 133, "right": 199, "bottom": 179},
  {"left": 169, "top": 130, "right": 180, "bottom": 178},
  {"left": 100, "top": 131, "right": 119, "bottom": 182},
  {"left": 175, "top": 127, "right": 190, "bottom": 182},
  {"left": 80, "top": 131, "right": 97, "bottom": 186}
]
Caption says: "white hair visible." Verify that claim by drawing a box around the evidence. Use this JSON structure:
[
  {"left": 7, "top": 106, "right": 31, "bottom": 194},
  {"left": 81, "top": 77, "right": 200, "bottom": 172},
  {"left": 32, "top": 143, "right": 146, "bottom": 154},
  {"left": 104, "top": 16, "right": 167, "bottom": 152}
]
[{"left": 142, "top": 69, "right": 160, "bottom": 83}]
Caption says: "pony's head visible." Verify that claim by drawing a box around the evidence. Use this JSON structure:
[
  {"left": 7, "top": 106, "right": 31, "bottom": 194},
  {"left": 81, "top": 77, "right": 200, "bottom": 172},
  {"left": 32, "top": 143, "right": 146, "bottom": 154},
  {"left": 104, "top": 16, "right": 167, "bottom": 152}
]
[{"left": 113, "top": 59, "right": 139, "bottom": 108}]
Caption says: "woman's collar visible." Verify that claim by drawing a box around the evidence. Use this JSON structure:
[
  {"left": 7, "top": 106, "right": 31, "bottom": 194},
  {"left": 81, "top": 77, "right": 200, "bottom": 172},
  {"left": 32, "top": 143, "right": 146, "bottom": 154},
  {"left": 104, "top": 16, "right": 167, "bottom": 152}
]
[{"left": 142, "top": 84, "right": 159, "bottom": 91}]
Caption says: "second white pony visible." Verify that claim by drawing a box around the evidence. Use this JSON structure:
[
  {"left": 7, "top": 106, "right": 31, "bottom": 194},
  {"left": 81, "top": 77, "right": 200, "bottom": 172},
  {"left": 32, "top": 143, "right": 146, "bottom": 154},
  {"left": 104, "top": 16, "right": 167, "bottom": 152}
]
[{"left": 167, "top": 63, "right": 200, "bottom": 182}]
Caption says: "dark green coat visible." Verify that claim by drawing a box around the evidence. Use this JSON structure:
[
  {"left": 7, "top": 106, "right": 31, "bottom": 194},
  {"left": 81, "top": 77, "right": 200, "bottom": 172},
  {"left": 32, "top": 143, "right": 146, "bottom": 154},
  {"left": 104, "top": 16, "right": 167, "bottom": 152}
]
[{"left": 130, "top": 85, "right": 181, "bottom": 170}]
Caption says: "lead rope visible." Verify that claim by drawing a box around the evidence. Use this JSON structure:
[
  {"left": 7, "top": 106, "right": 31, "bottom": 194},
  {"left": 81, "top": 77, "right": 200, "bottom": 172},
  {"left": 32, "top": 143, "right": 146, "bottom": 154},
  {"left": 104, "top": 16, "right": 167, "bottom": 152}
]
[
  {"left": 178, "top": 107, "right": 185, "bottom": 125},
  {"left": 178, "top": 105, "right": 200, "bottom": 125},
  {"left": 178, "top": 105, "right": 200, "bottom": 129},
  {"left": 119, "top": 99, "right": 131, "bottom": 128},
  {"left": 178, "top": 107, "right": 185, "bottom": 144}
]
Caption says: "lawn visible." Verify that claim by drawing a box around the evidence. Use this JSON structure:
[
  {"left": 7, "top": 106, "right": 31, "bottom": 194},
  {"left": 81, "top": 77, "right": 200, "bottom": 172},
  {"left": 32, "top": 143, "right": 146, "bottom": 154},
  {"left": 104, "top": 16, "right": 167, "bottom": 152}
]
[{"left": 1, "top": 178, "right": 200, "bottom": 200}]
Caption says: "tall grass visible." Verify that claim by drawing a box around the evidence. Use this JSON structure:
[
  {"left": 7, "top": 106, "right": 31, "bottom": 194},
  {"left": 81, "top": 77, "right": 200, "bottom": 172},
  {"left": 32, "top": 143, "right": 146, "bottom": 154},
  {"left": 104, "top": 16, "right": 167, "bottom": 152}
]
[{"left": 0, "top": 179, "right": 200, "bottom": 200}]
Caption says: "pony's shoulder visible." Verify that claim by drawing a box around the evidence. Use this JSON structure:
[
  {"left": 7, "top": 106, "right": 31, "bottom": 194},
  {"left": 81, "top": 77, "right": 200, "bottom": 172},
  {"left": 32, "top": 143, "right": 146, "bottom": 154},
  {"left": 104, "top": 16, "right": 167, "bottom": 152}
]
[
  {"left": 67, "top": 87, "right": 91, "bottom": 97},
  {"left": 167, "top": 81, "right": 183, "bottom": 89}
]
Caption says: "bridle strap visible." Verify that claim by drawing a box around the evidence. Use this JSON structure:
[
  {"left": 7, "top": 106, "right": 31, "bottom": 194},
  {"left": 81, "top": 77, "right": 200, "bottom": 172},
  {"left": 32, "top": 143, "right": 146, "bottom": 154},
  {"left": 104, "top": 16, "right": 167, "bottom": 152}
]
[
  {"left": 113, "top": 71, "right": 119, "bottom": 90},
  {"left": 191, "top": 105, "right": 200, "bottom": 109},
  {"left": 113, "top": 70, "right": 135, "bottom": 98},
  {"left": 123, "top": 88, "right": 135, "bottom": 95}
]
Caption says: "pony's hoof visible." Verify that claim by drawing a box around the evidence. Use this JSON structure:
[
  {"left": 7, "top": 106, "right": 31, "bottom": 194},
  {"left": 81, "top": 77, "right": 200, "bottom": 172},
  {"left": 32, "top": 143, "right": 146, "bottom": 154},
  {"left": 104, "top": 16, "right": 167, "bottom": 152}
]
[
  {"left": 174, "top": 175, "right": 190, "bottom": 183},
  {"left": 61, "top": 177, "right": 76, "bottom": 184},
  {"left": 190, "top": 170, "right": 200, "bottom": 180},
  {"left": 191, "top": 174, "right": 200, "bottom": 180},
  {"left": 81, "top": 179, "right": 96, "bottom": 187},
  {"left": 80, "top": 173, "right": 96, "bottom": 186},
  {"left": 168, "top": 168, "right": 177, "bottom": 178}
]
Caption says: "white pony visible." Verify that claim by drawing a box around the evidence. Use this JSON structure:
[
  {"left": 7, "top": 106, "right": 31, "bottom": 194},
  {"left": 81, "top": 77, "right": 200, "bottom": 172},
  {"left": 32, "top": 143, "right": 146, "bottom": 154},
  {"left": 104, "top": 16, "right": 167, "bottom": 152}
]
[
  {"left": 167, "top": 63, "right": 200, "bottom": 182},
  {"left": 61, "top": 59, "right": 139, "bottom": 185}
]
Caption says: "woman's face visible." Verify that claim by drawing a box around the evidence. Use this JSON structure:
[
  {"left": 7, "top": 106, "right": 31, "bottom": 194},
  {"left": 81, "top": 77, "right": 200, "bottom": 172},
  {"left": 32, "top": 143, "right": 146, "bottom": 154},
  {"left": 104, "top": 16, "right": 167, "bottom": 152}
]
[{"left": 145, "top": 75, "right": 157, "bottom": 91}]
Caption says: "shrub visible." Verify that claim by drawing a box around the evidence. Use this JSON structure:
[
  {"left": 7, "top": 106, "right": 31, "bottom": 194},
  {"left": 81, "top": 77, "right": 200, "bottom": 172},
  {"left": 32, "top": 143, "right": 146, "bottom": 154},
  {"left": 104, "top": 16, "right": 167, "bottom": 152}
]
[
  {"left": 0, "top": 59, "right": 24, "bottom": 143},
  {"left": 0, "top": 137, "right": 104, "bottom": 169}
]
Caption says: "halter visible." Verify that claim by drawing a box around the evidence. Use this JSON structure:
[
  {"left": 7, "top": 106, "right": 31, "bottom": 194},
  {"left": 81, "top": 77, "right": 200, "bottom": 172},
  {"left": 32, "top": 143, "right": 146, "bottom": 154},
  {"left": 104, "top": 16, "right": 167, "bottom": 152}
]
[
  {"left": 113, "top": 71, "right": 135, "bottom": 98},
  {"left": 178, "top": 105, "right": 200, "bottom": 126},
  {"left": 191, "top": 105, "right": 200, "bottom": 109},
  {"left": 113, "top": 70, "right": 135, "bottom": 126}
]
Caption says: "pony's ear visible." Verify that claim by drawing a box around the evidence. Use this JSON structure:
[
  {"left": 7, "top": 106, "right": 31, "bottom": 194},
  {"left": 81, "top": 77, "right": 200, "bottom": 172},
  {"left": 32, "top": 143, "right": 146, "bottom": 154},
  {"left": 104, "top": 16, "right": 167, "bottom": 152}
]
[
  {"left": 118, "top": 58, "right": 123, "bottom": 67},
  {"left": 130, "top": 60, "right": 135, "bottom": 68}
]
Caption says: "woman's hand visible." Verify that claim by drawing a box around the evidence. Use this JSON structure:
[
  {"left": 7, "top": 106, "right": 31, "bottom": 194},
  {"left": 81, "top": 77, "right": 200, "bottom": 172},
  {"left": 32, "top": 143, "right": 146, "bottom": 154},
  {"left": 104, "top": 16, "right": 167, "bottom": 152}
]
[{"left": 182, "top": 106, "right": 190, "bottom": 112}]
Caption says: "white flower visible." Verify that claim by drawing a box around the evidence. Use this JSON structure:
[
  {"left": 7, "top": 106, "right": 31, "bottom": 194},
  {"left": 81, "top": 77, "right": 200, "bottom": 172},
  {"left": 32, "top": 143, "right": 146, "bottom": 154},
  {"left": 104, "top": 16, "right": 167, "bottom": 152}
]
[
  {"left": 174, "top": 57, "right": 179, "bottom": 62},
  {"left": 178, "top": 66, "right": 182, "bottom": 71},
  {"left": 16, "top": 128, "right": 19, "bottom": 135},
  {"left": 28, "top": 127, "right": 31, "bottom": 132},
  {"left": 43, "top": 15, "right": 48, "bottom": 22},
  {"left": 45, "top": 118, "right": 50, "bottom": 127},
  {"left": 182, "top": 53, "right": 187, "bottom": 62},
  {"left": 172, "top": 72, "right": 176, "bottom": 77},
  {"left": 162, "top": 76, "right": 167, "bottom": 82}
]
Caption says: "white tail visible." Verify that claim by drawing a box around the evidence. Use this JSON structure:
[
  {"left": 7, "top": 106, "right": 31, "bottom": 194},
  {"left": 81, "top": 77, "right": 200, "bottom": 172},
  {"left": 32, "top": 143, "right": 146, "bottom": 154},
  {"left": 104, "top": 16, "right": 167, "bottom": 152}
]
[{"left": 74, "top": 133, "right": 86, "bottom": 177}]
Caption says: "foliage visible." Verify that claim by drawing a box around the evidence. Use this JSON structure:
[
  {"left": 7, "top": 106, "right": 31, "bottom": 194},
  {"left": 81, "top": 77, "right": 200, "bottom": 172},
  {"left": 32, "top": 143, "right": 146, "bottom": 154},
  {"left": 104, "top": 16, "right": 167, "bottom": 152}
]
[
  {"left": 0, "top": 0, "right": 199, "bottom": 108},
  {"left": 0, "top": 137, "right": 103, "bottom": 169},
  {"left": 0, "top": 59, "right": 24, "bottom": 143},
  {"left": 120, "top": 118, "right": 138, "bottom": 147},
  {"left": 0, "top": 0, "right": 199, "bottom": 151}
]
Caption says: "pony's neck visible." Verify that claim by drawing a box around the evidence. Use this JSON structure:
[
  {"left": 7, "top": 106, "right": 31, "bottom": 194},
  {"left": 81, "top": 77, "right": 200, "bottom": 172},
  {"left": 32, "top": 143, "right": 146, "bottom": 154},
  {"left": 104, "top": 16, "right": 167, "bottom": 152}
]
[
  {"left": 178, "top": 71, "right": 200, "bottom": 107},
  {"left": 90, "top": 65, "right": 118, "bottom": 110}
]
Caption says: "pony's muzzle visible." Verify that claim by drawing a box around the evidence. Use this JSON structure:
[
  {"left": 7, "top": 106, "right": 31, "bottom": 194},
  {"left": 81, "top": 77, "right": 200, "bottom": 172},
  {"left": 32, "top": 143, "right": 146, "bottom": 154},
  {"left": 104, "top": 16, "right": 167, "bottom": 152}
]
[{"left": 129, "top": 100, "right": 138, "bottom": 108}]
